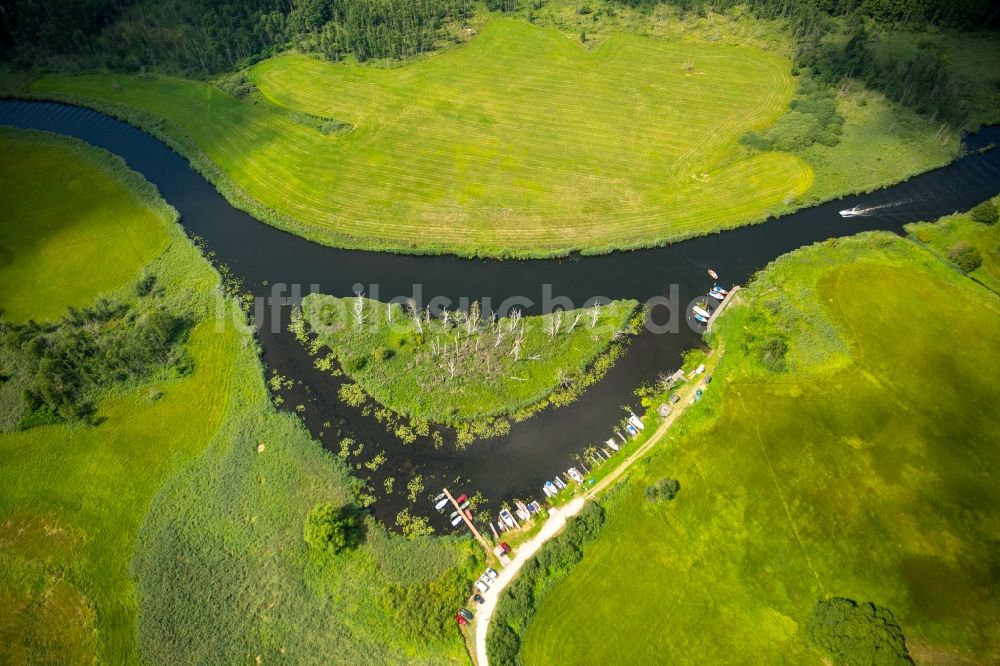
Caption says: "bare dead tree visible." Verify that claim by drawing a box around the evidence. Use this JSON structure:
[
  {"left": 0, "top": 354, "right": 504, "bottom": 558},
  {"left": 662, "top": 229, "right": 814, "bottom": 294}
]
[
  {"left": 406, "top": 298, "right": 422, "bottom": 334},
  {"left": 507, "top": 308, "right": 522, "bottom": 334},
  {"left": 466, "top": 301, "right": 481, "bottom": 335},
  {"left": 353, "top": 292, "right": 365, "bottom": 325},
  {"left": 589, "top": 303, "right": 601, "bottom": 328},
  {"left": 567, "top": 312, "right": 582, "bottom": 333},
  {"left": 385, "top": 303, "right": 394, "bottom": 324}
]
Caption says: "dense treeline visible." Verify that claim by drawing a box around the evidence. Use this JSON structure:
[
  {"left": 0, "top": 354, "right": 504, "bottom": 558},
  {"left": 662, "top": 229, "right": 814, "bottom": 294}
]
[
  {"left": 619, "top": 0, "right": 999, "bottom": 30},
  {"left": 1, "top": 0, "right": 473, "bottom": 75},
  {"left": 0, "top": 291, "right": 190, "bottom": 428}
]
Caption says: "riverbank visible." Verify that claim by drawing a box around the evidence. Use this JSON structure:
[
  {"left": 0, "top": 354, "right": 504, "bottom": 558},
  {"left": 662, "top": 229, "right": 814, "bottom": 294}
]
[
  {"left": 473, "top": 338, "right": 728, "bottom": 665},
  {"left": 0, "top": 129, "right": 478, "bottom": 664},
  {"left": 518, "top": 231, "right": 1000, "bottom": 664}
]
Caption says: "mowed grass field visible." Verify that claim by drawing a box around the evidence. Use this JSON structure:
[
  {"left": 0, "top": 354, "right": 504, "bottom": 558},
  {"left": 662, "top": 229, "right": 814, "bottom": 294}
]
[
  {"left": 0, "top": 132, "right": 169, "bottom": 322},
  {"left": 33, "top": 19, "right": 812, "bottom": 257},
  {"left": 520, "top": 234, "right": 1000, "bottom": 663}
]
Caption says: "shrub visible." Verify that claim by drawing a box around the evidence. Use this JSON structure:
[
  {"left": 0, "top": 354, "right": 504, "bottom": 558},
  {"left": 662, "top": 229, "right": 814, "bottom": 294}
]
[
  {"left": 136, "top": 274, "right": 157, "bottom": 297},
  {"left": 372, "top": 346, "right": 393, "bottom": 362},
  {"left": 303, "top": 503, "right": 362, "bottom": 554},
  {"left": 645, "top": 478, "right": 681, "bottom": 503},
  {"left": 948, "top": 242, "right": 982, "bottom": 273},
  {"left": 969, "top": 200, "right": 998, "bottom": 225},
  {"left": 806, "top": 598, "right": 911, "bottom": 665},
  {"left": 490, "top": 624, "right": 521, "bottom": 666}
]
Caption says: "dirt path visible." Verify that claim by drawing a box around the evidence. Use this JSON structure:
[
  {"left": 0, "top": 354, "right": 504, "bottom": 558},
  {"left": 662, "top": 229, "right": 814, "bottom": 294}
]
[{"left": 472, "top": 342, "right": 726, "bottom": 665}]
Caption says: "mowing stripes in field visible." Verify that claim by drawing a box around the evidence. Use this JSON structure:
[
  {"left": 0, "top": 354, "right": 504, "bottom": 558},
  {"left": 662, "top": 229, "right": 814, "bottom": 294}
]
[{"left": 35, "top": 19, "right": 811, "bottom": 256}]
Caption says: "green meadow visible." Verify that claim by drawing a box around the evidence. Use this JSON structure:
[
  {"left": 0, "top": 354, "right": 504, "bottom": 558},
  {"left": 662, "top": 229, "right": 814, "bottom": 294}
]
[
  {"left": 0, "top": 132, "right": 169, "bottom": 323},
  {"left": 302, "top": 294, "right": 638, "bottom": 425},
  {"left": 907, "top": 195, "right": 1000, "bottom": 294},
  {"left": 0, "top": 131, "right": 478, "bottom": 664},
  {"left": 518, "top": 232, "right": 1000, "bottom": 664},
  {"left": 32, "top": 18, "right": 815, "bottom": 257}
]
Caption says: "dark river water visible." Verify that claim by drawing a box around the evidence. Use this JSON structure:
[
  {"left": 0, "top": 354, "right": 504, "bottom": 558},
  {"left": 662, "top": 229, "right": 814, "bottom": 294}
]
[{"left": 2, "top": 99, "right": 999, "bottom": 530}]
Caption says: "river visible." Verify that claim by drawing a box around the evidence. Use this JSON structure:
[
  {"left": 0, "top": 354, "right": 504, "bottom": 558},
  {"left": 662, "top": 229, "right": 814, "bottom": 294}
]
[{"left": 2, "top": 99, "right": 998, "bottom": 530}]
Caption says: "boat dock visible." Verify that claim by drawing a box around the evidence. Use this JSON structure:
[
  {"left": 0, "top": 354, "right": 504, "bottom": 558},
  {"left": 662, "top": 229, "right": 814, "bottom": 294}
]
[{"left": 706, "top": 285, "right": 740, "bottom": 333}]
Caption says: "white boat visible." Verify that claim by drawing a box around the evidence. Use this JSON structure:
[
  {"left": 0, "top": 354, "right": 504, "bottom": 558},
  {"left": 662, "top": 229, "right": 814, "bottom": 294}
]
[
  {"left": 694, "top": 313, "right": 709, "bottom": 324},
  {"left": 567, "top": 467, "right": 584, "bottom": 483},
  {"left": 606, "top": 437, "right": 620, "bottom": 451},
  {"left": 708, "top": 290, "right": 725, "bottom": 301},
  {"left": 451, "top": 514, "right": 464, "bottom": 526},
  {"left": 628, "top": 414, "right": 645, "bottom": 431},
  {"left": 839, "top": 206, "right": 864, "bottom": 217},
  {"left": 693, "top": 305, "right": 711, "bottom": 319},
  {"left": 499, "top": 509, "right": 517, "bottom": 529},
  {"left": 712, "top": 285, "right": 729, "bottom": 296},
  {"left": 434, "top": 498, "right": 449, "bottom": 511},
  {"left": 708, "top": 269, "right": 719, "bottom": 279}
]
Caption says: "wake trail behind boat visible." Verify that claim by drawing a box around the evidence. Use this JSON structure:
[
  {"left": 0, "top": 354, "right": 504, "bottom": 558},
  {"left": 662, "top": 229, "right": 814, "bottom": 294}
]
[{"left": 839, "top": 198, "right": 914, "bottom": 217}]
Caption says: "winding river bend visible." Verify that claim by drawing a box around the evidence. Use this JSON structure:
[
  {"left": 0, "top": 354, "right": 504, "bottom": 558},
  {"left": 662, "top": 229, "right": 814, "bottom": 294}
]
[{"left": 3, "top": 100, "right": 999, "bottom": 528}]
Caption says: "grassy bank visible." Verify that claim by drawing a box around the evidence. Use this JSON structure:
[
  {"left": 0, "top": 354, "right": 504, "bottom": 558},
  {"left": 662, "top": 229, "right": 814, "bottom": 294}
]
[
  {"left": 907, "top": 195, "right": 1000, "bottom": 294},
  {"left": 29, "top": 18, "right": 813, "bottom": 257},
  {"left": 22, "top": 13, "right": 968, "bottom": 258},
  {"left": 301, "top": 294, "right": 639, "bottom": 428},
  {"left": 0, "top": 130, "right": 171, "bottom": 323},
  {"left": 0, "top": 130, "right": 480, "bottom": 664},
  {"left": 518, "top": 232, "right": 1000, "bottom": 664}
]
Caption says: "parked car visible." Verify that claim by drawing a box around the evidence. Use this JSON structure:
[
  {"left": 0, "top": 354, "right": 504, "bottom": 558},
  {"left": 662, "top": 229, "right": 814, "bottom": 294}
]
[
  {"left": 479, "top": 574, "right": 493, "bottom": 587},
  {"left": 500, "top": 542, "right": 511, "bottom": 554},
  {"left": 459, "top": 608, "right": 474, "bottom": 622},
  {"left": 474, "top": 580, "right": 489, "bottom": 593},
  {"left": 485, "top": 567, "right": 499, "bottom": 581},
  {"left": 456, "top": 614, "right": 468, "bottom": 626},
  {"left": 473, "top": 593, "right": 485, "bottom": 605},
  {"left": 669, "top": 393, "right": 681, "bottom": 404}
]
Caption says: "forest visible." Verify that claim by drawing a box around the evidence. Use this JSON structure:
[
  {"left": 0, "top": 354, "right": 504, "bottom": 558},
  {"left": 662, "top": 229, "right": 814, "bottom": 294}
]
[{"left": 3, "top": 0, "right": 996, "bottom": 76}]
